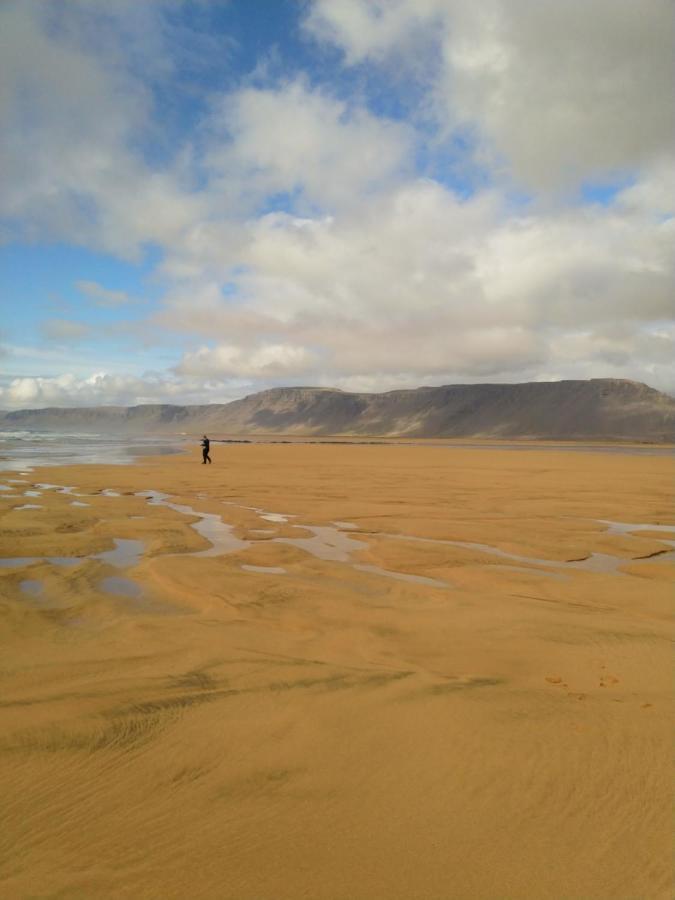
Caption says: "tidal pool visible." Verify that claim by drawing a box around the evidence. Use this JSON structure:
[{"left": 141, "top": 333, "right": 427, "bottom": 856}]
[
  {"left": 19, "top": 579, "right": 43, "bottom": 597},
  {"left": 7, "top": 481, "right": 673, "bottom": 597},
  {"left": 99, "top": 576, "right": 142, "bottom": 599},
  {"left": 137, "top": 491, "right": 250, "bottom": 556}
]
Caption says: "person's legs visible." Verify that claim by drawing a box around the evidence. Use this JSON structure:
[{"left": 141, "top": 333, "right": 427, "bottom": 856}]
[{"left": 202, "top": 449, "right": 207, "bottom": 464}]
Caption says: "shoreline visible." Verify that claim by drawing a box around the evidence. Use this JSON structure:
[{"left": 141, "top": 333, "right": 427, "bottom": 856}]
[
  {"left": 208, "top": 435, "right": 675, "bottom": 454},
  {"left": 1, "top": 444, "right": 672, "bottom": 899}
]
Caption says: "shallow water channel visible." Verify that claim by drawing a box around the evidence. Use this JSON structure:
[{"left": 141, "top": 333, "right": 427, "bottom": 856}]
[{"left": 3, "top": 480, "right": 675, "bottom": 608}]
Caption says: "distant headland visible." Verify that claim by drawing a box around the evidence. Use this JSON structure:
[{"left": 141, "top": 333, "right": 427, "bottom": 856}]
[{"left": 1, "top": 379, "right": 673, "bottom": 442}]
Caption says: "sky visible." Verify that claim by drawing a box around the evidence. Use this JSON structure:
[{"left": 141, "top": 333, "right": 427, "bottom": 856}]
[{"left": 1, "top": 0, "right": 673, "bottom": 410}]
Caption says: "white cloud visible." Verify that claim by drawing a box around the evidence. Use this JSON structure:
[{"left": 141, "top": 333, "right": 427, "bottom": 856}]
[
  {"left": 0, "top": 371, "right": 248, "bottom": 410},
  {"left": 157, "top": 178, "right": 675, "bottom": 391},
  {"left": 616, "top": 159, "right": 675, "bottom": 219},
  {"left": 306, "top": 0, "right": 675, "bottom": 191},
  {"left": 304, "top": 0, "right": 440, "bottom": 65},
  {"left": 0, "top": 373, "right": 143, "bottom": 408},
  {"left": 176, "top": 343, "right": 316, "bottom": 378},
  {"left": 40, "top": 319, "right": 92, "bottom": 342},
  {"left": 76, "top": 280, "right": 132, "bottom": 307},
  {"left": 206, "top": 79, "right": 413, "bottom": 211},
  {"left": 0, "top": 0, "right": 203, "bottom": 258}
]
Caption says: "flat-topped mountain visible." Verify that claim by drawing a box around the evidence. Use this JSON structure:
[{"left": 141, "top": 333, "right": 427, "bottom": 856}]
[{"left": 1, "top": 379, "right": 674, "bottom": 441}]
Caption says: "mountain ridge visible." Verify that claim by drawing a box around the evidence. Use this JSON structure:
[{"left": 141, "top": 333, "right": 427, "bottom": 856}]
[{"left": 1, "top": 379, "right": 674, "bottom": 442}]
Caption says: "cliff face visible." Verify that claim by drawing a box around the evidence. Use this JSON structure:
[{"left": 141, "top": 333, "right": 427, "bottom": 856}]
[{"left": 1, "top": 379, "right": 674, "bottom": 441}]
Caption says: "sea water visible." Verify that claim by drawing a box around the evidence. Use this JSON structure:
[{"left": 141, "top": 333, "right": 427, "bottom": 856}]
[{"left": 0, "top": 431, "right": 186, "bottom": 472}]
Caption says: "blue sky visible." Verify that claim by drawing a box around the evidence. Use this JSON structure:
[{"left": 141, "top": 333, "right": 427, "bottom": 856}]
[{"left": 1, "top": 0, "right": 673, "bottom": 408}]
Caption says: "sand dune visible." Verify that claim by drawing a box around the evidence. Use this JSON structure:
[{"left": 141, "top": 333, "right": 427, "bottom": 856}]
[{"left": 0, "top": 444, "right": 672, "bottom": 899}]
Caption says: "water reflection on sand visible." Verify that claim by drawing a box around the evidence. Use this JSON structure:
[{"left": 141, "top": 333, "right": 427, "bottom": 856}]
[{"left": 3, "top": 480, "right": 674, "bottom": 605}]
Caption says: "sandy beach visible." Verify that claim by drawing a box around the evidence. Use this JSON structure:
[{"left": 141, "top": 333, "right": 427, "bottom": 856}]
[{"left": 0, "top": 443, "right": 672, "bottom": 899}]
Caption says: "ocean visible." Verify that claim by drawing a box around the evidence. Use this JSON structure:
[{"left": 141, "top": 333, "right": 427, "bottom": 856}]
[{"left": 0, "top": 431, "right": 187, "bottom": 473}]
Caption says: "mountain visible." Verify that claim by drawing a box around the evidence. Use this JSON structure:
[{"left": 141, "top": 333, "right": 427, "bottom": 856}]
[{"left": 1, "top": 380, "right": 674, "bottom": 441}]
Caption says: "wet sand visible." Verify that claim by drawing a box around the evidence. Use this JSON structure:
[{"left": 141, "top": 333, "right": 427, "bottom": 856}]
[{"left": 0, "top": 444, "right": 672, "bottom": 899}]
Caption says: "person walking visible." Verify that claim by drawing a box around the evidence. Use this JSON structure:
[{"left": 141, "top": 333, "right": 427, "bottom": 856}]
[{"left": 201, "top": 434, "right": 212, "bottom": 464}]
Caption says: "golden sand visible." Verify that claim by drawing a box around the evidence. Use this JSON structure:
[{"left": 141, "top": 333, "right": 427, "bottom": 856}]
[{"left": 0, "top": 444, "right": 672, "bottom": 899}]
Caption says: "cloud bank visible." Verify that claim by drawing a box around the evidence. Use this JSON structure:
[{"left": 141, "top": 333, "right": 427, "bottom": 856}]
[{"left": 0, "top": 0, "right": 673, "bottom": 408}]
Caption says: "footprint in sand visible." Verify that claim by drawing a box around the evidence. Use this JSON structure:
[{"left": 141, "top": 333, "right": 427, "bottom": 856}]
[
  {"left": 545, "top": 675, "right": 563, "bottom": 685},
  {"left": 599, "top": 674, "right": 620, "bottom": 688}
]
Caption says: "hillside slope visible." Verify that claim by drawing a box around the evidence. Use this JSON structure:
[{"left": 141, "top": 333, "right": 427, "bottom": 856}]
[{"left": 1, "top": 380, "right": 673, "bottom": 441}]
